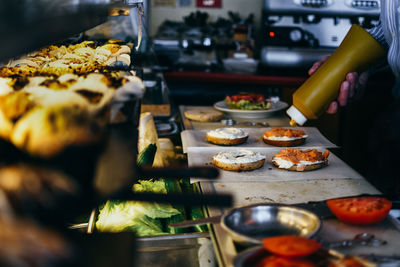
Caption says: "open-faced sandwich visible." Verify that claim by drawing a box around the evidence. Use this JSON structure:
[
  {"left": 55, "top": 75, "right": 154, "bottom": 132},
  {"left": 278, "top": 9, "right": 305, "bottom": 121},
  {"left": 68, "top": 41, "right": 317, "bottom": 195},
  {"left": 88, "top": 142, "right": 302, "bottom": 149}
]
[
  {"left": 213, "top": 150, "right": 266, "bottom": 172},
  {"left": 263, "top": 128, "right": 308, "bottom": 147},
  {"left": 206, "top": 127, "right": 248, "bottom": 145},
  {"left": 225, "top": 93, "right": 270, "bottom": 110},
  {"left": 272, "top": 148, "right": 329, "bottom": 171}
]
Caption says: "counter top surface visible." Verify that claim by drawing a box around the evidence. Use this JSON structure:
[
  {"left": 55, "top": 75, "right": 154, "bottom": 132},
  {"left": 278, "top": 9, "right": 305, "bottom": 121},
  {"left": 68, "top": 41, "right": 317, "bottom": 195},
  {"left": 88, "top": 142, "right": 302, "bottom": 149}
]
[{"left": 179, "top": 105, "right": 400, "bottom": 267}]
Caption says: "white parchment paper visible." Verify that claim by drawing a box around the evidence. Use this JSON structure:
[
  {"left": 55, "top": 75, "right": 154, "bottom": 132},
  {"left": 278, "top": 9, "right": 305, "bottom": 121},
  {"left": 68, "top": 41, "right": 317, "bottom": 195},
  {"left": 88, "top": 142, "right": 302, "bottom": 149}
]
[
  {"left": 181, "top": 127, "right": 337, "bottom": 153},
  {"left": 188, "top": 149, "right": 363, "bottom": 183}
]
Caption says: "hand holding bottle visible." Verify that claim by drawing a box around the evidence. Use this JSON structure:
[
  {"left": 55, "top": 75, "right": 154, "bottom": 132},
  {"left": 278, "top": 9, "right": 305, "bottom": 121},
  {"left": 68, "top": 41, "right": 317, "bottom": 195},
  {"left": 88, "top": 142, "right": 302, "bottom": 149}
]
[{"left": 308, "top": 56, "right": 370, "bottom": 114}]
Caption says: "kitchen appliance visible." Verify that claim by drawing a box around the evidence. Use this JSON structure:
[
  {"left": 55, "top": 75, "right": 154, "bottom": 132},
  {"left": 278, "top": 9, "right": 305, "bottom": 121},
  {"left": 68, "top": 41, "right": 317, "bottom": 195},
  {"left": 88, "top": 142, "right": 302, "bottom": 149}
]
[{"left": 260, "top": 0, "right": 381, "bottom": 69}]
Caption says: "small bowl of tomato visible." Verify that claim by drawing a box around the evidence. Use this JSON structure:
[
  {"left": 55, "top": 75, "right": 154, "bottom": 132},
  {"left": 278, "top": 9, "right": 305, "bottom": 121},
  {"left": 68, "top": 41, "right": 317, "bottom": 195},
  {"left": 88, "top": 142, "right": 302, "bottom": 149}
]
[{"left": 221, "top": 204, "right": 321, "bottom": 246}]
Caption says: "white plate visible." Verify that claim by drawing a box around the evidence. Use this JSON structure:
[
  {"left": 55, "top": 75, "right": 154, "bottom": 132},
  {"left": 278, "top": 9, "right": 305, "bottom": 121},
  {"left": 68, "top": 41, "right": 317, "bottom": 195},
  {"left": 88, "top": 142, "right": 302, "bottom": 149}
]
[{"left": 213, "top": 100, "right": 288, "bottom": 119}]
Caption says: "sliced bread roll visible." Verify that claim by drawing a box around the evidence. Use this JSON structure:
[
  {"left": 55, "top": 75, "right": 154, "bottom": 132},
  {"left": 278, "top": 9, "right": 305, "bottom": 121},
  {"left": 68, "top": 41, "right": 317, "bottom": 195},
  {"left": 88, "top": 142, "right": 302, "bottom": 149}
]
[
  {"left": 213, "top": 150, "right": 265, "bottom": 172},
  {"left": 263, "top": 128, "right": 307, "bottom": 147},
  {"left": 206, "top": 128, "right": 248, "bottom": 145},
  {"left": 272, "top": 148, "right": 329, "bottom": 172}
]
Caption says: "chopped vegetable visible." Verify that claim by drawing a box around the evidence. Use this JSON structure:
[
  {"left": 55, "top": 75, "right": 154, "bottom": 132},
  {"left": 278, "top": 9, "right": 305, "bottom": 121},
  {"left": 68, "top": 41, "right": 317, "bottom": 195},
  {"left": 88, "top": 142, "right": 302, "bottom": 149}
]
[
  {"left": 163, "top": 178, "right": 187, "bottom": 234},
  {"left": 96, "top": 180, "right": 180, "bottom": 236},
  {"left": 137, "top": 143, "right": 157, "bottom": 167},
  {"left": 96, "top": 200, "right": 167, "bottom": 236},
  {"left": 225, "top": 93, "right": 270, "bottom": 110}
]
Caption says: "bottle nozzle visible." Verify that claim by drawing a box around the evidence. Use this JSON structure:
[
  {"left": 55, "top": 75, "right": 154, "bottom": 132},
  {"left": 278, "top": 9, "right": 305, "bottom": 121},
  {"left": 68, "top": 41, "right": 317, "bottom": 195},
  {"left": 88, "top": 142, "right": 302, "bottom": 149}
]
[{"left": 286, "top": 105, "right": 307, "bottom": 126}]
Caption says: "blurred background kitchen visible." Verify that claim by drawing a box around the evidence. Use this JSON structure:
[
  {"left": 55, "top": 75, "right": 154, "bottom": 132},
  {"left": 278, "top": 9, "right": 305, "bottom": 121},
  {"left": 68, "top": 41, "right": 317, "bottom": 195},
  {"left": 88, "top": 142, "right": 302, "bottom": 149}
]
[{"left": 135, "top": 0, "right": 396, "bottom": 195}]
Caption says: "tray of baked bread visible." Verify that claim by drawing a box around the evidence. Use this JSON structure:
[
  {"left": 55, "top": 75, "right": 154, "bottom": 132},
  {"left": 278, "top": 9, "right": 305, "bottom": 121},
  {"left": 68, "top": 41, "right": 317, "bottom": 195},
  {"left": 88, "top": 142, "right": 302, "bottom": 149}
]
[
  {"left": 0, "top": 39, "right": 145, "bottom": 219},
  {"left": 0, "top": 39, "right": 144, "bottom": 157}
]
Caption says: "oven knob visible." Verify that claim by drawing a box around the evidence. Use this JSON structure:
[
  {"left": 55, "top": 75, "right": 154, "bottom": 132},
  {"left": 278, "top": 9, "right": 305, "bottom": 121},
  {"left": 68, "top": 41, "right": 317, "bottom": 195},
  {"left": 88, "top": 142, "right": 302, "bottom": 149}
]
[{"left": 289, "top": 29, "right": 303, "bottom": 42}]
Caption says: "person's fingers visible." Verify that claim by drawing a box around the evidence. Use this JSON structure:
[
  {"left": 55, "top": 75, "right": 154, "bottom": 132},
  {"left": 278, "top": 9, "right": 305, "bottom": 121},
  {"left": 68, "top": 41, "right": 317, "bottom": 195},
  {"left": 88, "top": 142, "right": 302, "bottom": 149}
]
[
  {"left": 338, "top": 81, "right": 350, "bottom": 106},
  {"left": 308, "top": 56, "right": 329, "bottom": 75},
  {"left": 308, "top": 62, "right": 321, "bottom": 75},
  {"left": 346, "top": 72, "right": 358, "bottom": 98},
  {"left": 326, "top": 101, "right": 338, "bottom": 114}
]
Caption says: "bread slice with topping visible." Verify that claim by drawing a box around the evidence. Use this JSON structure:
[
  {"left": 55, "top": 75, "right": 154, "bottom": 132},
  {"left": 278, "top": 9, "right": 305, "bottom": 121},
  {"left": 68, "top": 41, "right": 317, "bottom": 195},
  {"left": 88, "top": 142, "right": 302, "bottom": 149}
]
[
  {"left": 272, "top": 148, "right": 329, "bottom": 171},
  {"left": 213, "top": 150, "right": 265, "bottom": 172},
  {"left": 206, "top": 128, "right": 248, "bottom": 145},
  {"left": 263, "top": 128, "right": 308, "bottom": 147}
]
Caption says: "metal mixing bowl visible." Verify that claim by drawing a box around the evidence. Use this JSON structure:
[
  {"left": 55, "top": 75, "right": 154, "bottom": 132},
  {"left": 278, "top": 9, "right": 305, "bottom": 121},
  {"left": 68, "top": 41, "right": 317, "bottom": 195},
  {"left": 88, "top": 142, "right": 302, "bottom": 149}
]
[{"left": 221, "top": 204, "right": 321, "bottom": 245}]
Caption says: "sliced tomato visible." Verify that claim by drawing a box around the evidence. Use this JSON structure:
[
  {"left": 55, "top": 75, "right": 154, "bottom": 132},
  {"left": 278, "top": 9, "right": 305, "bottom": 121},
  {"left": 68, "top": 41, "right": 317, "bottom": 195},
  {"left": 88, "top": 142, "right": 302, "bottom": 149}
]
[
  {"left": 326, "top": 196, "right": 392, "bottom": 225},
  {"left": 257, "top": 255, "right": 316, "bottom": 267},
  {"left": 262, "top": 236, "right": 321, "bottom": 258},
  {"left": 226, "top": 93, "right": 265, "bottom": 103}
]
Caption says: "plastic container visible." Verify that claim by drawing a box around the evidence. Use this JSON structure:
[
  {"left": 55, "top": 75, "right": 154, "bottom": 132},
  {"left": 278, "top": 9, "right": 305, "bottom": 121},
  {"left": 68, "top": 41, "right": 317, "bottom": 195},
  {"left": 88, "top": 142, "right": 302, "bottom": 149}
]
[{"left": 287, "top": 25, "right": 386, "bottom": 125}]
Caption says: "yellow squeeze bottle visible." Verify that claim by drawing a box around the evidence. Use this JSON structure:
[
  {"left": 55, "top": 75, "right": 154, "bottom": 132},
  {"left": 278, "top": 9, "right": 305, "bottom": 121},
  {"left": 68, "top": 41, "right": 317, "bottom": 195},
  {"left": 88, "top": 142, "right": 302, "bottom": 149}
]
[{"left": 287, "top": 25, "right": 386, "bottom": 125}]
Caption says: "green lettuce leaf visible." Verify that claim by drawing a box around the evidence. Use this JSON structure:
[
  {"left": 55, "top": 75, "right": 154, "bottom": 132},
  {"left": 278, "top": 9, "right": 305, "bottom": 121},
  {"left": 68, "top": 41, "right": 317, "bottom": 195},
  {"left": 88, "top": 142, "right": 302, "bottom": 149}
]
[
  {"left": 96, "top": 200, "right": 166, "bottom": 236},
  {"left": 96, "top": 180, "right": 181, "bottom": 236}
]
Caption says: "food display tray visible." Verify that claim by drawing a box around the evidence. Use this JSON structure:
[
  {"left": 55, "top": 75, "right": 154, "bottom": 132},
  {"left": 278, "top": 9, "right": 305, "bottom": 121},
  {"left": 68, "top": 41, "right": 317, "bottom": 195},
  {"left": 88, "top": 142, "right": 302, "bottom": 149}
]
[
  {"left": 188, "top": 148, "right": 363, "bottom": 183},
  {"left": 181, "top": 127, "right": 337, "bottom": 153}
]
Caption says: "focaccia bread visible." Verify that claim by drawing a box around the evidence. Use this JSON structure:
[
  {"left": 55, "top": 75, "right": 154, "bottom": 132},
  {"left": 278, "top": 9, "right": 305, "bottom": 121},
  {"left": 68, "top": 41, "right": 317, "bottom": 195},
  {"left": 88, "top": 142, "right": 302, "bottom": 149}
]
[
  {"left": 0, "top": 72, "right": 143, "bottom": 157},
  {"left": 0, "top": 40, "right": 132, "bottom": 77},
  {"left": 272, "top": 148, "right": 329, "bottom": 171},
  {"left": 11, "top": 106, "right": 104, "bottom": 158}
]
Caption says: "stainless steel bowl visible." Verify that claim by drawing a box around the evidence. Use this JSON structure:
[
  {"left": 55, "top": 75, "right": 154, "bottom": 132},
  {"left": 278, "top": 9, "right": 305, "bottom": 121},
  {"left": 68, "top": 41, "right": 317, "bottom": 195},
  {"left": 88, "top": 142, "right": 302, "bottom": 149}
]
[{"left": 221, "top": 204, "right": 321, "bottom": 245}]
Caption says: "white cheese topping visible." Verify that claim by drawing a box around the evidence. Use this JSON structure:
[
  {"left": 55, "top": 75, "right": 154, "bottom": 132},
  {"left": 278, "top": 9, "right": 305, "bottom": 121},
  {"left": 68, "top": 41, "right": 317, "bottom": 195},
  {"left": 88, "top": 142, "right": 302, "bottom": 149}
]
[
  {"left": 95, "top": 47, "right": 112, "bottom": 57},
  {"left": 61, "top": 53, "right": 85, "bottom": 61},
  {"left": 45, "top": 59, "right": 74, "bottom": 69},
  {"left": 272, "top": 157, "right": 323, "bottom": 169},
  {"left": 213, "top": 150, "right": 265, "bottom": 164},
  {"left": 8, "top": 59, "right": 39, "bottom": 68},
  {"left": 74, "top": 47, "right": 95, "bottom": 57},
  {"left": 207, "top": 128, "right": 248, "bottom": 140},
  {"left": 264, "top": 134, "right": 308, "bottom": 141}
]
